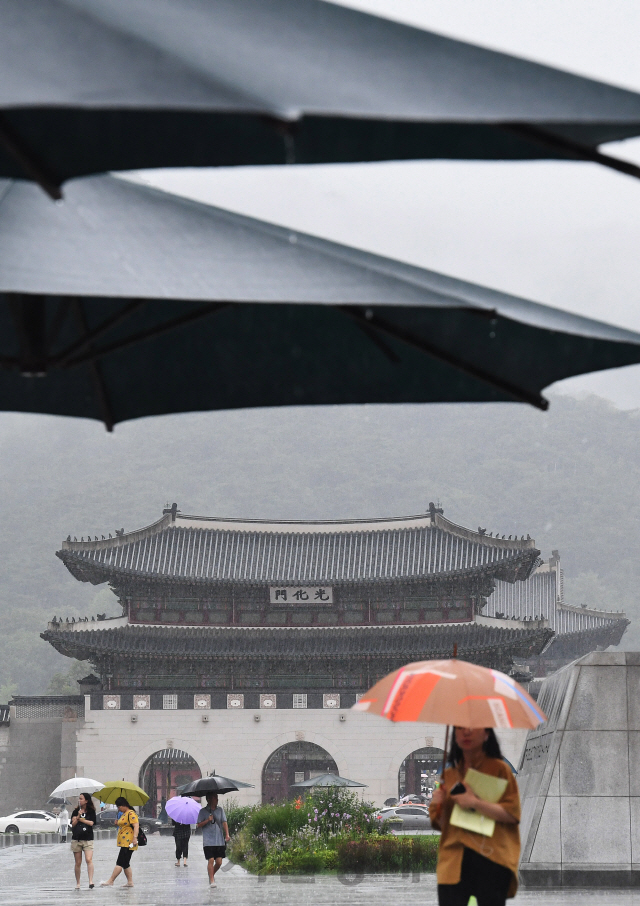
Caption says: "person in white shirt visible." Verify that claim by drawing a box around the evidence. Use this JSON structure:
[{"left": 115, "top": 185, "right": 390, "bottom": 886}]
[{"left": 58, "top": 805, "right": 70, "bottom": 843}]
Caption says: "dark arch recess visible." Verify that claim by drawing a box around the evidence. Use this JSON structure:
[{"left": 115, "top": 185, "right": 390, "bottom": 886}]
[
  {"left": 398, "top": 746, "right": 445, "bottom": 800},
  {"left": 262, "top": 741, "right": 338, "bottom": 803},
  {"left": 139, "top": 748, "right": 201, "bottom": 817}
]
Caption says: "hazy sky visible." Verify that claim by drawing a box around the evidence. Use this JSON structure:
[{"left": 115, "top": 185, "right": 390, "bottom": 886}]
[{"left": 139, "top": 0, "right": 640, "bottom": 409}]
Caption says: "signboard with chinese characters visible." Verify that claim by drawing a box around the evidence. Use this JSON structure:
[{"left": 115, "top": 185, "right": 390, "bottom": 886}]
[{"left": 269, "top": 586, "right": 333, "bottom": 604}]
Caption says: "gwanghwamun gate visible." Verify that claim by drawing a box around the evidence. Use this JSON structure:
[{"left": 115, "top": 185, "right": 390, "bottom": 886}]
[{"left": 0, "top": 504, "right": 627, "bottom": 815}]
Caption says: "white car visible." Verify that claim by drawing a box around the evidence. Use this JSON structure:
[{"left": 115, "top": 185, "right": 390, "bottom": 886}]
[{"left": 1, "top": 810, "right": 60, "bottom": 834}]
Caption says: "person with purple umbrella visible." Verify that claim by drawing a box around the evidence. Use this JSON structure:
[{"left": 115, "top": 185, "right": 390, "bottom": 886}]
[
  {"left": 165, "top": 796, "right": 201, "bottom": 868},
  {"left": 173, "top": 818, "right": 191, "bottom": 867}
]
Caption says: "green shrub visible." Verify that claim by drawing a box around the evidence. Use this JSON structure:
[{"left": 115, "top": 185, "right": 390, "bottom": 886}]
[
  {"left": 306, "top": 788, "right": 378, "bottom": 839},
  {"left": 224, "top": 798, "right": 255, "bottom": 837},
  {"left": 245, "top": 800, "right": 309, "bottom": 838},
  {"left": 290, "top": 851, "right": 325, "bottom": 874},
  {"left": 337, "top": 835, "right": 439, "bottom": 873},
  {"left": 323, "top": 849, "right": 339, "bottom": 870},
  {"left": 227, "top": 790, "right": 404, "bottom": 876}
]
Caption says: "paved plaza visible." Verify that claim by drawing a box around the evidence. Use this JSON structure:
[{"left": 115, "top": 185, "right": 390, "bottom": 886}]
[{"left": 1, "top": 836, "right": 639, "bottom": 906}]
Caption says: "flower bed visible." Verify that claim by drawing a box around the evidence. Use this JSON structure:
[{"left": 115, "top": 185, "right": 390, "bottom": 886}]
[
  {"left": 227, "top": 789, "right": 438, "bottom": 875},
  {"left": 337, "top": 835, "right": 439, "bottom": 873}
]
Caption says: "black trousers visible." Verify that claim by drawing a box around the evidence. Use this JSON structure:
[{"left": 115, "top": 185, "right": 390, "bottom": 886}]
[
  {"left": 438, "top": 847, "right": 512, "bottom": 906},
  {"left": 175, "top": 837, "right": 189, "bottom": 860},
  {"left": 116, "top": 847, "right": 133, "bottom": 870}
]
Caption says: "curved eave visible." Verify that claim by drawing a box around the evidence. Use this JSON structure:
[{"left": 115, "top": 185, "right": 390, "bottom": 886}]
[
  {"left": 545, "top": 620, "right": 629, "bottom": 655},
  {"left": 56, "top": 546, "right": 539, "bottom": 587},
  {"left": 41, "top": 622, "right": 553, "bottom": 662}
]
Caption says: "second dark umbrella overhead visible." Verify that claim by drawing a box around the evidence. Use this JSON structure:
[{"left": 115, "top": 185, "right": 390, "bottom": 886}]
[
  {"left": 2, "top": 0, "right": 640, "bottom": 196},
  {"left": 2, "top": 175, "right": 640, "bottom": 428},
  {"left": 179, "top": 775, "right": 255, "bottom": 796}
]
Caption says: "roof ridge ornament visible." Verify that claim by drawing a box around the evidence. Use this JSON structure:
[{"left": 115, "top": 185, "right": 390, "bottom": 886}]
[
  {"left": 428, "top": 502, "right": 444, "bottom": 519},
  {"left": 162, "top": 502, "right": 179, "bottom": 522}
]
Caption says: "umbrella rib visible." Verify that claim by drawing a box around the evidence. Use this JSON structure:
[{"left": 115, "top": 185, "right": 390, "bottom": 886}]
[
  {"left": 501, "top": 123, "right": 640, "bottom": 181},
  {"left": 53, "top": 299, "right": 149, "bottom": 366},
  {"left": 62, "top": 303, "right": 230, "bottom": 369},
  {"left": 72, "top": 299, "right": 115, "bottom": 432},
  {"left": 336, "top": 305, "right": 549, "bottom": 410},
  {"left": 354, "top": 321, "right": 402, "bottom": 364},
  {"left": 47, "top": 297, "right": 73, "bottom": 352},
  {"left": 0, "top": 115, "right": 63, "bottom": 201}
]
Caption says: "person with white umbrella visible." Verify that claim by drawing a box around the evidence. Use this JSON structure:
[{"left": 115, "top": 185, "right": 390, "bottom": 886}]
[
  {"left": 70, "top": 792, "right": 96, "bottom": 890},
  {"left": 49, "top": 777, "right": 102, "bottom": 887}
]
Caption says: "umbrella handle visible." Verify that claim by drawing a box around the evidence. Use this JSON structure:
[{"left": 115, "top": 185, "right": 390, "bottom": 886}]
[{"left": 441, "top": 725, "right": 450, "bottom": 781}]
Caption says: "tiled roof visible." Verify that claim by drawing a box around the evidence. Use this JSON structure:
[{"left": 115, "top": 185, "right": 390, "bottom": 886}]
[
  {"left": 543, "top": 621, "right": 629, "bottom": 660},
  {"left": 41, "top": 622, "right": 553, "bottom": 662},
  {"left": 58, "top": 510, "right": 538, "bottom": 586}
]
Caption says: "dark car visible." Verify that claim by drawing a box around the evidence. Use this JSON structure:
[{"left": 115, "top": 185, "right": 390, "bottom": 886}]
[{"left": 96, "top": 808, "right": 162, "bottom": 834}]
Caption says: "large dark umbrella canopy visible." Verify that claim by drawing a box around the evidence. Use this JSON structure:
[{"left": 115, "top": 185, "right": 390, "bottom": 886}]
[
  {"left": 2, "top": 0, "right": 640, "bottom": 196},
  {"left": 179, "top": 775, "right": 254, "bottom": 796},
  {"left": 1, "top": 174, "right": 640, "bottom": 428}
]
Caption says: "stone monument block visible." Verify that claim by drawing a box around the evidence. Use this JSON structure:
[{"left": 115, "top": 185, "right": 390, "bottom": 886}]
[{"left": 519, "top": 651, "right": 640, "bottom": 888}]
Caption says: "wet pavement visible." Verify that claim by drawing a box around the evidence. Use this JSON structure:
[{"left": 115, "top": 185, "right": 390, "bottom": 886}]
[{"left": 2, "top": 835, "right": 640, "bottom": 906}]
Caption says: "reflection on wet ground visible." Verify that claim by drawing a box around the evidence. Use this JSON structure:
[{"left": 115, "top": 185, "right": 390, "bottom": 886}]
[{"left": 1, "top": 836, "right": 639, "bottom": 906}]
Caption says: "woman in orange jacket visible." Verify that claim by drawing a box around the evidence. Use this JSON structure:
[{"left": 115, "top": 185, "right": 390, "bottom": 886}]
[{"left": 429, "top": 727, "right": 520, "bottom": 906}]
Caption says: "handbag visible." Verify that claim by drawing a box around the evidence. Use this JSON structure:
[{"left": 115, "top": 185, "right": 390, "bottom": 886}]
[{"left": 124, "top": 810, "right": 147, "bottom": 847}]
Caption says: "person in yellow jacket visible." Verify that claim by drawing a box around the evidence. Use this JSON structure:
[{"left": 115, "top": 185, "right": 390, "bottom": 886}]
[
  {"left": 429, "top": 727, "right": 520, "bottom": 906},
  {"left": 99, "top": 798, "right": 139, "bottom": 888}
]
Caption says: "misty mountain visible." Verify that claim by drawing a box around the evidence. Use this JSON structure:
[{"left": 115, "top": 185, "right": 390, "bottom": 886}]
[{"left": 0, "top": 392, "right": 637, "bottom": 698}]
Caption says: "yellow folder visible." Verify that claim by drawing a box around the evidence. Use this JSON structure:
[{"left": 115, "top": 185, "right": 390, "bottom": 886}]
[{"left": 449, "top": 768, "right": 508, "bottom": 838}]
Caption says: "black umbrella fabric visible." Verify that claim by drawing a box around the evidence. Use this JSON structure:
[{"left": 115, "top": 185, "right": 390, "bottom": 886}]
[
  {"left": 0, "top": 176, "right": 640, "bottom": 428},
  {"left": 179, "top": 775, "right": 254, "bottom": 796},
  {"left": 2, "top": 174, "right": 640, "bottom": 428},
  {"left": 2, "top": 0, "right": 640, "bottom": 197}
]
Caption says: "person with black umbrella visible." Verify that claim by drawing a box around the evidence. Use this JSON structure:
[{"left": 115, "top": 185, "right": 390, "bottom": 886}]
[{"left": 196, "top": 793, "right": 230, "bottom": 889}]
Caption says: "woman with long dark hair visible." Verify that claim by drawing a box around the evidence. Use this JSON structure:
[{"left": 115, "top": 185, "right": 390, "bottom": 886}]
[
  {"left": 429, "top": 728, "right": 520, "bottom": 906},
  {"left": 70, "top": 793, "right": 96, "bottom": 889},
  {"left": 99, "top": 797, "right": 139, "bottom": 888}
]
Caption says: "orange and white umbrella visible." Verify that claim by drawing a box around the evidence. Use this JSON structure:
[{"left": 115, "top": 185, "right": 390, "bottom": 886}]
[{"left": 353, "top": 658, "right": 546, "bottom": 730}]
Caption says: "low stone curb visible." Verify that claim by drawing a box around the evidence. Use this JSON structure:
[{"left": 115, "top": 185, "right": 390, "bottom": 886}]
[{"left": 0, "top": 828, "right": 118, "bottom": 847}]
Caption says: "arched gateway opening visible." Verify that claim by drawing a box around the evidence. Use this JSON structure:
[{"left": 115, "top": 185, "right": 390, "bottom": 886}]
[
  {"left": 139, "top": 749, "right": 201, "bottom": 817},
  {"left": 398, "top": 747, "right": 445, "bottom": 799},
  {"left": 262, "top": 742, "right": 338, "bottom": 803}
]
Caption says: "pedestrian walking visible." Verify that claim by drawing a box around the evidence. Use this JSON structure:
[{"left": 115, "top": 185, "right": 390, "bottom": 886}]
[
  {"left": 429, "top": 727, "right": 520, "bottom": 906},
  {"left": 70, "top": 793, "right": 96, "bottom": 889},
  {"left": 58, "top": 804, "right": 69, "bottom": 843},
  {"left": 99, "top": 797, "right": 139, "bottom": 888},
  {"left": 172, "top": 818, "right": 191, "bottom": 866},
  {"left": 196, "top": 793, "right": 229, "bottom": 888}
]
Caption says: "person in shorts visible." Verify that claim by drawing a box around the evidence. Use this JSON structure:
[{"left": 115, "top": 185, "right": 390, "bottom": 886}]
[
  {"left": 100, "top": 797, "right": 139, "bottom": 888},
  {"left": 70, "top": 793, "right": 96, "bottom": 889},
  {"left": 196, "top": 793, "right": 229, "bottom": 888}
]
